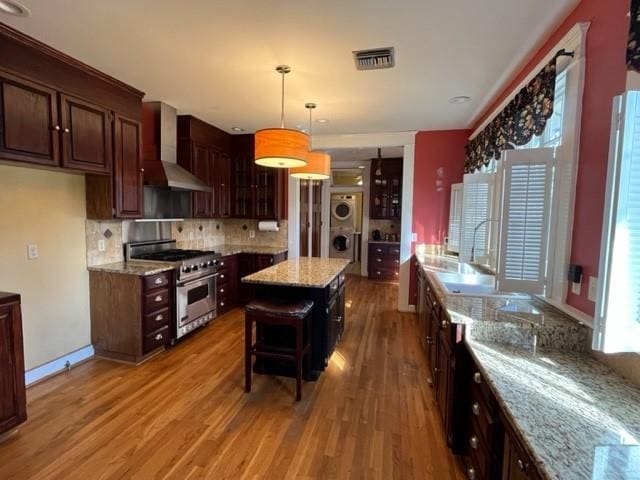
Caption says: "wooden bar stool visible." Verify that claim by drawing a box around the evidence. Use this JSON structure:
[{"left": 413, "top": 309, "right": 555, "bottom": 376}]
[{"left": 244, "top": 298, "right": 313, "bottom": 401}]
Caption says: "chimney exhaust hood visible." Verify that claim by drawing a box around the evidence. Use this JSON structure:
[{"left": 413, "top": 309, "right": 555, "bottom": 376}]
[{"left": 142, "top": 101, "right": 211, "bottom": 192}]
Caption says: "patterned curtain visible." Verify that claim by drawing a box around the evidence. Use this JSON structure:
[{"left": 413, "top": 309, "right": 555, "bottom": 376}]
[
  {"left": 628, "top": 0, "right": 640, "bottom": 72},
  {"left": 464, "top": 57, "right": 558, "bottom": 173}
]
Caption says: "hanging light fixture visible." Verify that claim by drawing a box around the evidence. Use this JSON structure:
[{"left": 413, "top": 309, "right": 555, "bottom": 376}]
[
  {"left": 290, "top": 103, "right": 331, "bottom": 180},
  {"left": 255, "top": 65, "right": 309, "bottom": 168}
]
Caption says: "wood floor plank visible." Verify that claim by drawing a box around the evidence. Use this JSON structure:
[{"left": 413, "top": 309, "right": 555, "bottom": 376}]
[{"left": 0, "top": 275, "right": 464, "bottom": 480}]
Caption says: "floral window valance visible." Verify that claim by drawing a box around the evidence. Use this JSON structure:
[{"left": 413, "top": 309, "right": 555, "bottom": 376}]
[
  {"left": 628, "top": 0, "right": 640, "bottom": 72},
  {"left": 465, "top": 56, "right": 558, "bottom": 173}
]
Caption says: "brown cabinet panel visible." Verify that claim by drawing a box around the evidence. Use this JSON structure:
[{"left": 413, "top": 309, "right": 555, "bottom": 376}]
[
  {"left": 255, "top": 165, "right": 278, "bottom": 219},
  {"left": 60, "top": 94, "right": 112, "bottom": 174},
  {"left": 212, "top": 152, "right": 232, "bottom": 218},
  {"left": 370, "top": 157, "right": 403, "bottom": 220},
  {"left": 0, "top": 297, "right": 26, "bottom": 435},
  {"left": 191, "top": 142, "right": 211, "bottom": 217},
  {"left": 0, "top": 73, "right": 59, "bottom": 166},
  {"left": 113, "top": 114, "right": 143, "bottom": 218}
]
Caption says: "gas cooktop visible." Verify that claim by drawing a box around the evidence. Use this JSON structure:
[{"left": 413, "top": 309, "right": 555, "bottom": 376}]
[{"left": 134, "top": 249, "right": 216, "bottom": 262}]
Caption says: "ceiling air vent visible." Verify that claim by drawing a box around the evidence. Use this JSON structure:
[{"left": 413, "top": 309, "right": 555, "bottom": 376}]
[{"left": 353, "top": 47, "right": 395, "bottom": 71}]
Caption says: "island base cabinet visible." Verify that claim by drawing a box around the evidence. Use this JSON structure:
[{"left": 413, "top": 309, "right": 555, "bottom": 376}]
[{"left": 0, "top": 296, "right": 26, "bottom": 436}]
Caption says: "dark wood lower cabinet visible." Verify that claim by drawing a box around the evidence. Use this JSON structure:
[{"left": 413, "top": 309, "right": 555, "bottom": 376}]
[
  {"left": 89, "top": 270, "right": 172, "bottom": 364},
  {"left": 0, "top": 293, "right": 26, "bottom": 436},
  {"left": 415, "top": 256, "right": 543, "bottom": 480},
  {"left": 368, "top": 242, "right": 401, "bottom": 281}
]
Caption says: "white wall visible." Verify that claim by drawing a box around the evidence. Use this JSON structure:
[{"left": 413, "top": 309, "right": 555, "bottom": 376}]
[{"left": 0, "top": 165, "right": 91, "bottom": 370}]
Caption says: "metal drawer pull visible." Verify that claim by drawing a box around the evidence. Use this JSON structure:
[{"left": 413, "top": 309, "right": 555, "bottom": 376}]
[
  {"left": 154, "top": 295, "right": 163, "bottom": 302},
  {"left": 432, "top": 301, "right": 437, "bottom": 306},
  {"left": 473, "top": 372, "right": 482, "bottom": 384},
  {"left": 155, "top": 314, "right": 164, "bottom": 322},
  {"left": 441, "top": 320, "right": 448, "bottom": 328},
  {"left": 220, "top": 261, "right": 225, "bottom": 266},
  {"left": 517, "top": 459, "right": 526, "bottom": 471},
  {"left": 467, "top": 467, "right": 476, "bottom": 480},
  {"left": 472, "top": 403, "right": 480, "bottom": 416},
  {"left": 336, "top": 315, "right": 343, "bottom": 323},
  {"left": 0, "top": 314, "right": 8, "bottom": 321},
  {"left": 220, "top": 274, "right": 225, "bottom": 279},
  {"left": 53, "top": 125, "right": 60, "bottom": 131},
  {"left": 63, "top": 127, "right": 70, "bottom": 133},
  {"left": 154, "top": 277, "right": 163, "bottom": 285},
  {"left": 469, "top": 436, "right": 478, "bottom": 450},
  {"left": 155, "top": 333, "right": 163, "bottom": 341},
  {"left": 220, "top": 288, "right": 225, "bottom": 293},
  {"left": 220, "top": 301, "right": 225, "bottom": 307},
  {"left": 376, "top": 258, "right": 382, "bottom": 262}
]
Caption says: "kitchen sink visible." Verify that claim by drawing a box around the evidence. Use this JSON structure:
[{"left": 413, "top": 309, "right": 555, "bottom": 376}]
[{"left": 435, "top": 272, "right": 529, "bottom": 299}]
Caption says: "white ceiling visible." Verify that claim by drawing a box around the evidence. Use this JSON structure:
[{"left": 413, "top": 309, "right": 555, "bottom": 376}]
[{"left": 2, "top": 0, "right": 579, "bottom": 135}]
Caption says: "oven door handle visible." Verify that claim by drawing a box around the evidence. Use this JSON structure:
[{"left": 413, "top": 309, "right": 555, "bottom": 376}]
[{"left": 177, "top": 273, "right": 219, "bottom": 288}]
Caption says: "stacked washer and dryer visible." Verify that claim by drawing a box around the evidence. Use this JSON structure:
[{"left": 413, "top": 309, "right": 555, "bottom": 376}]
[{"left": 330, "top": 195, "right": 357, "bottom": 262}]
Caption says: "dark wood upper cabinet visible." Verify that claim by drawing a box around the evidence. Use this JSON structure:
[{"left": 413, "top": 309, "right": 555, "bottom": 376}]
[
  {"left": 113, "top": 114, "right": 143, "bottom": 218},
  {"left": 0, "top": 72, "right": 60, "bottom": 167},
  {"left": 60, "top": 94, "right": 112, "bottom": 174},
  {"left": 370, "top": 157, "right": 403, "bottom": 220},
  {"left": 0, "top": 293, "right": 27, "bottom": 436},
  {"left": 212, "top": 151, "right": 232, "bottom": 218},
  {"left": 255, "top": 165, "right": 278, "bottom": 219},
  {"left": 192, "top": 142, "right": 211, "bottom": 218}
]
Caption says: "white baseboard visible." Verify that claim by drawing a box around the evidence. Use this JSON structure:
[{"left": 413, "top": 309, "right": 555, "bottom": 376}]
[{"left": 25, "top": 345, "right": 94, "bottom": 386}]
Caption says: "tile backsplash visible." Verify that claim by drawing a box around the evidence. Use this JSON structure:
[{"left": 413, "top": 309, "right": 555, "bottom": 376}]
[
  {"left": 86, "top": 218, "right": 288, "bottom": 266},
  {"left": 368, "top": 219, "right": 400, "bottom": 241}
]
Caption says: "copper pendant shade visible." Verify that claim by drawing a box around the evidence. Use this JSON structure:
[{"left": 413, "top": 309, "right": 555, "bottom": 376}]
[
  {"left": 290, "top": 102, "right": 331, "bottom": 179},
  {"left": 254, "top": 65, "right": 309, "bottom": 169}
]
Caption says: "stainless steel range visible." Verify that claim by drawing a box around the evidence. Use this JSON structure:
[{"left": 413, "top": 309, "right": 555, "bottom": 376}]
[{"left": 126, "top": 240, "right": 220, "bottom": 340}]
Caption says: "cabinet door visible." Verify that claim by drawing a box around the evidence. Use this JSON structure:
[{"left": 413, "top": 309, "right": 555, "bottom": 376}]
[
  {"left": 233, "top": 154, "right": 254, "bottom": 218},
  {"left": 255, "top": 254, "right": 275, "bottom": 270},
  {"left": 0, "top": 302, "right": 26, "bottom": 434},
  {"left": 327, "top": 294, "right": 339, "bottom": 360},
  {"left": 60, "top": 94, "right": 112, "bottom": 174},
  {"left": 436, "top": 335, "right": 450, "bottom": 422},
  {"left": 255, "top": 165, "right": 278, "bottom": 219},
  {"left": 113, "top": 114, "right": 143, "bottom": 218},
  {"left": 191, "top": 142, "right": 211, "bottom": 217},
  {"left": 337, "top": 285, "right": 346, "bottom": 341},
  {"left": 216, "top": 153, "right": 232, "bottom": 218},
  {"left": 0, "top": 73, "right": 60, "bottom": 167}
]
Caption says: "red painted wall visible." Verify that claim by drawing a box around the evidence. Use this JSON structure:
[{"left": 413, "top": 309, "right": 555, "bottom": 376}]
[
  {"left": 411, "top": 130, "right": 469, "bottom": 251},
  {"left": 469, "top": 0, "right": 630, "bottom": 315}
]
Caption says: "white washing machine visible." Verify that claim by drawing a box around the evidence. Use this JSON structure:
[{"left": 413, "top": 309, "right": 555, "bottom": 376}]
[
  {"left": 330, "top": 228, "right": 355, "bottom": 262},
  {"left": 331, "top": 195, "right": 357, "bottom": 230}
]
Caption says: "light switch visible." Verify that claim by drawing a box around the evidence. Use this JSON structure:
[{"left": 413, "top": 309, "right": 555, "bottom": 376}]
[
  {"left": 98, "top": 239, "right": 106, "bottom": 252},
  {"left": 27, "top": 244, "right": 39, "bottom": 260},
  {"left": 411, "top": 232, "right": 418, "bottom": 242},
  {"left": 249, "top": 230, "right": 256, "bottom": 239},
  {"left": 588, "top": 276, "right": 598, "bottom": 302},
  {"left": 571, "top": 281, "right": 581, "bottom": 295}
]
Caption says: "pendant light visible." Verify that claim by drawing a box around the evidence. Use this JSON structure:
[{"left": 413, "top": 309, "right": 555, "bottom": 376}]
[
  {"left": 290, "top": 103, "right": 331, "bottom": 180},
  {"left": 255, "top": 65, "right": 309, "bottom": 168}
]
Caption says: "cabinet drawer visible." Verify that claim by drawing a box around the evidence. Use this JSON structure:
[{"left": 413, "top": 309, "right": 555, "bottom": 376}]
[
  {"left": 144, "top": 272, "right": 170, "bottom": 290},
  {"left": 388, "top": 245, "right": 401, "bottom": 256},
  {"left": 143, "top": 326, "right": 169, "bottom": 354},
  {"left": 143, "top": 288, "right": 169, "bottom": 312},
  {"left": 217, "top": 296, "right": 231, "bottom": 312},
  {"left": 467, "top": 420, "right": 492, "bottom": 480},
  {"left": 339, "top": 271, "right": 346, "bottom": 286},
  {"left": 143, "top": 307, "right": 169, "bottom": 335},
  {"left": 370, "top": 255, "right": 400, "bottom": 268},
  {"left": 329, "top": 277, "right": 339, "bottom": 297},
  {"left": 369, "top": 267, "right": 399, "bottom": 281},
  {"left": 369, "top": 244, "right": 388, "bottom": 255},
  {"left": 469, "top": 369, "right": 497, "bottom": 412},
  {"left": 469, "top": 386, "right": 496, "bottom": 449}
]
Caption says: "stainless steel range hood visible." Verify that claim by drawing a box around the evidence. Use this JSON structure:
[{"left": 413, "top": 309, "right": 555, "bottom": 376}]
[{"left": 142, "top": 101, "right": 211, "bottom": 192}]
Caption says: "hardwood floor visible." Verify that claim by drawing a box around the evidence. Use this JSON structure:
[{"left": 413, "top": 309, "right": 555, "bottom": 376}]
[{"left": 0, "top": 275, "right": 464, "bottom": 480}]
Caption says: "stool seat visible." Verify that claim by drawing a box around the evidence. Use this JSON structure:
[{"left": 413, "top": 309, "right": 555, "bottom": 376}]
[{"left": 246, "top": 299, "right": 313, "bottom": 319}]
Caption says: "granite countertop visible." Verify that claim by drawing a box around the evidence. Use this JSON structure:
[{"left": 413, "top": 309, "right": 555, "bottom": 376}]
[
  {"left": 87, "top": 261, "right": 176, "bottom": 276},
  {"left": 242, "top": 257, "right": 349, "bottom": 288},
  {"left": 416, "top": 253, "right": 640, "bottom": 480},
  {"left": 215, "top": 244, "right": 288, "bottom": 256}
]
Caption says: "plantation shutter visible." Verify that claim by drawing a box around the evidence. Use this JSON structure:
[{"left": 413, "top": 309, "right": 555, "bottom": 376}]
[
  {"left": 594, "top": 91, "right": 640, "bottom": 353},
  {"left": 447, "top": 183, "right": 463, "bottom": 253},
  {"left": 496, "top": 148, "right": 555, "bottom": 294},
  {"left": 459, "top": 173, "right": 494, "bottom": 263}
]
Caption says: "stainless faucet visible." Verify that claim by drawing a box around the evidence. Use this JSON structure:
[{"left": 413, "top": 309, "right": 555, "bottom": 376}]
[{"left": 470, "top": 219, "right": 497, "bottom": 263}]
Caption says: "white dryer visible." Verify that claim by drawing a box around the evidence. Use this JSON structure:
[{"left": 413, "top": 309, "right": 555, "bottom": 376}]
[
  {"left": 330, "top": 228, "right": 355, "bottom": 262},
  {"left": 331, "top": 194, "right": 357, "bottom": 230}
]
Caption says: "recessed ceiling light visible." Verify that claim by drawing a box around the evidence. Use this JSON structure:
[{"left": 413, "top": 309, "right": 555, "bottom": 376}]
[
  {"left": 231, "top": 127, "right": 244, "bottom": 132},
  {"left": 448, "top": 96, "right": 471, "bottom": 104},
  {"left": 0, "top": 0, "right": 30, "bottom": 16},
  {"left": 316, "top": 118, "right": 329, "bottom": 124},
  {"left": 358, "top": 165, "right": 366, "bottom": 169}
]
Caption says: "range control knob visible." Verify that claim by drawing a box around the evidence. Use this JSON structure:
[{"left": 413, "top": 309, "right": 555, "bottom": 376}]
[
  {"left": 182, "top": 265, "right": 191, "bottom": 273},
  {"left": 200, "top": 262, "right": 206, "bottom": 268},
  {"left": 206, "top": 260, "right": 214, "bottom": 267},
  {"left": 192, "top": 264, "right": 199, "bottom": 271}
]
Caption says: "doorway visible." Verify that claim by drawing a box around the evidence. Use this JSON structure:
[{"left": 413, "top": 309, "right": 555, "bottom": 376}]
[{"left": 299, "top": 180, "right": 323, "bottom": 257}]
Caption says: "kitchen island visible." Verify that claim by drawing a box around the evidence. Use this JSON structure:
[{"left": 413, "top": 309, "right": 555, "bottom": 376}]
[{"left": 242, "top": 257, "right": 350, "bottom": 380}]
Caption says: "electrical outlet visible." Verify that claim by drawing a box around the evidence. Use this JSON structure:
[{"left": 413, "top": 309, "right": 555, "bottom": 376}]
[
  {"left": 411, "top": 232, "right": 418, "bottom": 242},
  {"left": 97, "top": 239, "right": 106, "bottom": 252},
  {"left": 571, "top": 281, "right": 581, "bottom": 295},
  {"left": 249, "top": 230, "right": 256, "bottom": 239},
  {"left": 189, "top": 231, "right": 194, "bottom": 240},
  {"left": 27, "top": 244, "right": 38, "bottom": 260},
  {"left": 588, "top": 276, "right": 598, "bottom": 302}
]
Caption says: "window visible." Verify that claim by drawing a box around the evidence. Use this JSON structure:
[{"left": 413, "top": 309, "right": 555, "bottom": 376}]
[
  {"left": 447, "top": 183, "right": 463, "bottom": 253},
  {"left": 594, "top": 91, "right": 640, "bottom": 353},
  {"left": 496, "top": 148, "right": 555, "bottom": 294},
  {"left": 459, "top": 173, "right": 494, "bottom": 263}
]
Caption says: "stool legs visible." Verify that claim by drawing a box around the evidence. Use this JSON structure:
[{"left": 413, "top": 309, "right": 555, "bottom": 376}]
[
  {"left": 245, "top": 315, "right": 252, "bottom": 393},
  {"left": 295, "top": 317, "right": 303, "bottom": 401}
]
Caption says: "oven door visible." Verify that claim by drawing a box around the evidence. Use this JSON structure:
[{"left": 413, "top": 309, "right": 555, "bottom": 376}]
[{"left": 176, "top": 273, "right": 217, "bottom": 338}]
